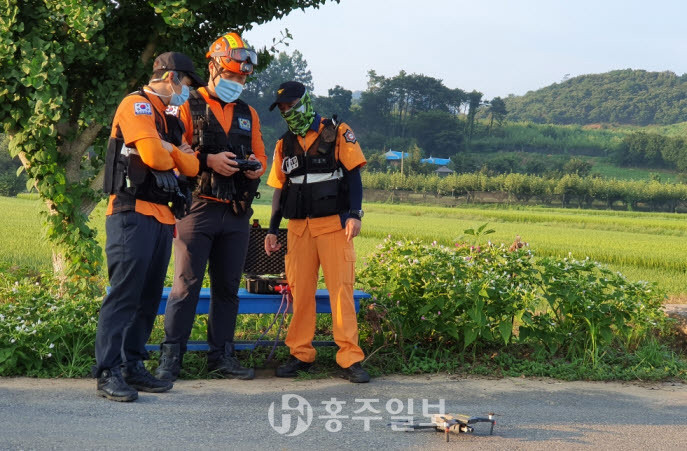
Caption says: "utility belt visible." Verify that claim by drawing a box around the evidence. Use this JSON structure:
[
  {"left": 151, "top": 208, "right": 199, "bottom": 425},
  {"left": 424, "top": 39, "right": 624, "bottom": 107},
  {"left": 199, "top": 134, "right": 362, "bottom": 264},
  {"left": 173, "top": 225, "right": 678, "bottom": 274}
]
[
  {"left": 103, "top": 138, "right": 191, "bottom": 219},
  {"left": 280, "top": 169, "right": 348, "bottom": 219}
]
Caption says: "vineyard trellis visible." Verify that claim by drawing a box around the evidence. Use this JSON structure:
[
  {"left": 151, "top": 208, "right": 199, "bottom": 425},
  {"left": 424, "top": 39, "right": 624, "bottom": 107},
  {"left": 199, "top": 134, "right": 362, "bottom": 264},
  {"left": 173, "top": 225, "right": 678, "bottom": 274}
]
[{"left": 362, "top": 172, "right": 687, "bottom": 212}]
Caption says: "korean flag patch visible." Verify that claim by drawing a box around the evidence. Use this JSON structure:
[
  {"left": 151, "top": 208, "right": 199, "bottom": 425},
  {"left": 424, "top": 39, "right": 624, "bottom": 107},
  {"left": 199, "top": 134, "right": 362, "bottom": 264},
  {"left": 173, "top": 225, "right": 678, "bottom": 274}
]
[
  {"left": 238, "top": 117, "right": 251, "bottom": 131},
  {"left": 134, "top": 102, "right": 152, "bottom": 116},
  {"left": 165, "top": 105, "right": 179, "bottom": 117}
]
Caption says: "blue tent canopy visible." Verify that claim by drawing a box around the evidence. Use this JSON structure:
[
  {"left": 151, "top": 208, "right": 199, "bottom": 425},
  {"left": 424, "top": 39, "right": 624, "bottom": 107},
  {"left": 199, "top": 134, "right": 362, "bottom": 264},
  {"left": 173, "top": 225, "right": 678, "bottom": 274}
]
[
  {"left": 384, "top": 150, "right": 409, "bottom": 160},
  {"left": 421, "top": 156, "right": 451, "bottom": 166},
  {"left": 383, "top": 151, "right": 451, "bottom": 166}
]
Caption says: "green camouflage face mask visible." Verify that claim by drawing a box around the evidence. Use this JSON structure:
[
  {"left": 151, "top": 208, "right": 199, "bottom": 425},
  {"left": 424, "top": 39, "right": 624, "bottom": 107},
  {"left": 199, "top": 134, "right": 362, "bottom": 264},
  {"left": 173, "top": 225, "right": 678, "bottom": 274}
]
[{"left": 281, "top": 92, "right": 315, "bottom": 136}]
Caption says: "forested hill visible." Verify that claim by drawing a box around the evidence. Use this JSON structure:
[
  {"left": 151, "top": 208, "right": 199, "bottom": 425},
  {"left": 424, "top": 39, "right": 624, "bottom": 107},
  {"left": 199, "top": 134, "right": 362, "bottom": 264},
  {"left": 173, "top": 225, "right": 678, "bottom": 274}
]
[{"left": 504, "top": 69, "right": 687, "bottom": 126}]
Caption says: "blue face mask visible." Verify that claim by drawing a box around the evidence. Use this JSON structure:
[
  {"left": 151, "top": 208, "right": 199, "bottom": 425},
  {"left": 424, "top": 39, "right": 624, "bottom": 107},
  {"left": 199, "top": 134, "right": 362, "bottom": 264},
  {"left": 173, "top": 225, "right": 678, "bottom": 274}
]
[
  {"left": 215, "top": 78, "right": 243, "bottom": 103},
  {"left": 169, "top": 84, "right": 189, "bottom": 106}
]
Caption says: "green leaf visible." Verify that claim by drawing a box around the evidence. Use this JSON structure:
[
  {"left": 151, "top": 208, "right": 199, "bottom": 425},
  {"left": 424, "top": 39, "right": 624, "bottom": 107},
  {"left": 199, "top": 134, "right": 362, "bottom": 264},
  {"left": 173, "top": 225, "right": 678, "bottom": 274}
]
[
  {"left": 463, "top": 327, "right": 478, "bottom": 349},
  {"left": 498, "top": 320, "right": 512, "bottom": 345},
  {"left": 0, "top": 347, "right": 15, "bottom": 364},
  {"left": 599, "top": 326, "right": 613, "bottom": 344}
]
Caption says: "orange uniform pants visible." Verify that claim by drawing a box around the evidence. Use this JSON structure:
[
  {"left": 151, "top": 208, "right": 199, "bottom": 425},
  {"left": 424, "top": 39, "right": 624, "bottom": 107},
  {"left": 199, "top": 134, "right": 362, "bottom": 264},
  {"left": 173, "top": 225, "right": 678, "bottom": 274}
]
[{"left": 284, "top": 224, "right": 365, "bottom": 368}]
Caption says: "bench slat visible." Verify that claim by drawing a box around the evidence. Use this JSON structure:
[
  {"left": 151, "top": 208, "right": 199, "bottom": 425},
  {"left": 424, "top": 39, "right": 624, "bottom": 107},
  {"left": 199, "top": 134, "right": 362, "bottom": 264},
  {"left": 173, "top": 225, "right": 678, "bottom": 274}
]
[
  {"left": 144, "top": 340, "right": 339, "bottom": 352},
  {"left": 157, "top": 287, "right": 369, "bottom": 315}
]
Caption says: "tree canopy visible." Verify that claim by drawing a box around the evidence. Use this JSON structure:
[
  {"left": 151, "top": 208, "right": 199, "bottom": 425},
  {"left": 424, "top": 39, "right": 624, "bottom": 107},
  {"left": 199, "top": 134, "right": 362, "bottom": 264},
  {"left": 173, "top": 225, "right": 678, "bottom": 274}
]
[
  {"left": 504, "top": 69, "right": 687, "bottom": 126},
  {"left": 0, "top": 0, "right": 334, "bottom": 286}
]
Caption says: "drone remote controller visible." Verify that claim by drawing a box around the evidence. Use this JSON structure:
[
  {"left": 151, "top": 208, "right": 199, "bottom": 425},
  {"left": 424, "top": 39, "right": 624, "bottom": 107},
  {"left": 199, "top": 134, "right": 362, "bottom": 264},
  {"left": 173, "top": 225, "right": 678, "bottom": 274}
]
[{"left": 235, "top": 159, "right": 261, "bottom": 172}]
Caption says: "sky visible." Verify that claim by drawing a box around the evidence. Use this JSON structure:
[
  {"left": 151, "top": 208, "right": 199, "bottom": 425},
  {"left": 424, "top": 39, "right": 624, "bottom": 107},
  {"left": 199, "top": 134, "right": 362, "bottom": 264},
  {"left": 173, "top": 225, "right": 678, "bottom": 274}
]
[{"left": 243, "top": 0, "right": 687, "bottom": 100}]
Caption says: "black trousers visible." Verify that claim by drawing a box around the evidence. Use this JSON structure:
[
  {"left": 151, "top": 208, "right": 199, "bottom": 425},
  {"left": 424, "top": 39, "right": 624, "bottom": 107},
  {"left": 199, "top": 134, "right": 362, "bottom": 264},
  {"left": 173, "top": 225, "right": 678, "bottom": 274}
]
[
  {"left": 163, "top": 201, "right": 250, "bottom": 360},
  {"left": 95, "top": 211, "right": 173, "bottom": 374}
]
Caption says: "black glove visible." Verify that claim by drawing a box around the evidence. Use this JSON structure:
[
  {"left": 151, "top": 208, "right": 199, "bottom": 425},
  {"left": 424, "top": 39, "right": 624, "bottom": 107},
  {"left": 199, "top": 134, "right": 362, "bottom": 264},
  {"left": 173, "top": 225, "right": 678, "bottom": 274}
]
[
  {"left": 171, "top": 177, "right": 193, "bottom": 219},
  {"left": 150, "top": 170, "right": 178, "bottom": 193},
  {"left": 171, "top": 188, "right": 192, "bottom": 219},
  {"left": 211, "top": 172, "right": 235, "bottom": 201}
]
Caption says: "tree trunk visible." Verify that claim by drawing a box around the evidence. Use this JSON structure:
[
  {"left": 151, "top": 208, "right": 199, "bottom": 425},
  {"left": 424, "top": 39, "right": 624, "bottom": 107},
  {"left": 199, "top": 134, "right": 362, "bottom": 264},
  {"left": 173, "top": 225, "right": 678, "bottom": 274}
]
[
  {"left": 51, "top": 249, "right": 68, "bottom": 279},
  {"left": 18, "top": 124, "right": 106, "bottom": 278}
]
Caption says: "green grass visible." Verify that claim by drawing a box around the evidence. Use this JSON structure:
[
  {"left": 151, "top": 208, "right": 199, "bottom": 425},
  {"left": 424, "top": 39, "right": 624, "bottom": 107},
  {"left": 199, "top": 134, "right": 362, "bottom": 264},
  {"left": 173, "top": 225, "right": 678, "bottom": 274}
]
[
  {"left": 3, "top": 194, "right": 687, "bottom": 299},
  {"left": 588, "top": 156, "right": 679, "bottom": 182},
  {"left": 0, "top": 195, "right": 55, "bottom": 270}
]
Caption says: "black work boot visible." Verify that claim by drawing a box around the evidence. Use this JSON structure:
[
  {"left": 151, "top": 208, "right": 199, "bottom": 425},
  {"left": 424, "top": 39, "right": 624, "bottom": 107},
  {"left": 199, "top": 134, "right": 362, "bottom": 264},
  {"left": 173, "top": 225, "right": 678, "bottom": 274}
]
[
  {"left": 341, "top": 362, "right": 370, "bottom": 383},
  {"left": 155, "top": 343, "right": 182, "bottom": 382},
  {"left": 275, "top": 357, "right": 313, "bottom": 378},
  {"left": 207, "top": 343, "right": 255, "bottom": 380},
  {"left": 122, "top": 360, "right": 173, "bottom": 393},
  {"left": 96, "top": 367, "right": 138, "bottom": 402}
]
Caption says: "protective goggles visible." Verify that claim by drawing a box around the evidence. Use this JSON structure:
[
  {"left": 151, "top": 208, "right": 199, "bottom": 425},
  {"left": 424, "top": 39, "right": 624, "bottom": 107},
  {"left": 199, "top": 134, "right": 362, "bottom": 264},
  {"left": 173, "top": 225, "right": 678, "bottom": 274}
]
[{"left": 212, "top": 48, "right": 257, "bottom": 65}]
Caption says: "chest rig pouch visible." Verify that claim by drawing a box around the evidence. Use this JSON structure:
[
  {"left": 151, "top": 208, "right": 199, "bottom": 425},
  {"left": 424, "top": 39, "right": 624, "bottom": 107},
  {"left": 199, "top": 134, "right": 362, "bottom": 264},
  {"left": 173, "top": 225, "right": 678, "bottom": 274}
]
[
  {"left": 189, "top": 92, "right": 259, "bottom": 215},
  {"left": 103, "top": 91, "right": 184, "bottom": 213},
  {"left": 280, "top": 119, "right": 349, "bottom": 219}
]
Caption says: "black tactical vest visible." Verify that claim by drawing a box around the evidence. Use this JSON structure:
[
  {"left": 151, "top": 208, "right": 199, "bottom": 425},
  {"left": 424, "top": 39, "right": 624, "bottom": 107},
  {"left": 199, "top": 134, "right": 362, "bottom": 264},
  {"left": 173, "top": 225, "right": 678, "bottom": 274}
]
[
  {"left": 188, "top": 91, "right": 258, "bottom": 210},
  {"left": 103, "top": 91, "right": 183, "bottom": 213},
  {"left": 279, "top": 119, "right": 349, "bottom": 219}
]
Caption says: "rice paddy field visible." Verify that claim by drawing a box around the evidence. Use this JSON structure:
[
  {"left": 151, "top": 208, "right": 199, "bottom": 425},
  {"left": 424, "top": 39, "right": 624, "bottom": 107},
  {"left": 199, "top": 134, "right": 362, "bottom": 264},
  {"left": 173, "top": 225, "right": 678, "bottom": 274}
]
[{"left": 2, "top": 193, "right": 687, "bottom": 301}]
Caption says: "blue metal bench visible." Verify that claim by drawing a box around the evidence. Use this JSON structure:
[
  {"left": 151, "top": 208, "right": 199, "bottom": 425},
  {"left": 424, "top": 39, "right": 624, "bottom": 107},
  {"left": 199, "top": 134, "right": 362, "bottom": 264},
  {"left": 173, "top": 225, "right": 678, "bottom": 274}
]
[
  {"left": 143, "top": 225, "right": 370, "bottom": 352},
  {"left": 145, "top": 287, "right": 370, "bottom": 351}
]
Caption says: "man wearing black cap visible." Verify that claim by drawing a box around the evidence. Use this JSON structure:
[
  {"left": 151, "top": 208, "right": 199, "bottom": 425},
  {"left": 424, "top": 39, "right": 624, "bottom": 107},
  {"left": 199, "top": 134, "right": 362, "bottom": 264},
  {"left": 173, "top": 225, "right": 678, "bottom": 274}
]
[
  {"left": 94, "top": 52, "right": 205, "bottom": 402},
  {"left": 264, "top": 81, "right": 370, "bottom": 383}
]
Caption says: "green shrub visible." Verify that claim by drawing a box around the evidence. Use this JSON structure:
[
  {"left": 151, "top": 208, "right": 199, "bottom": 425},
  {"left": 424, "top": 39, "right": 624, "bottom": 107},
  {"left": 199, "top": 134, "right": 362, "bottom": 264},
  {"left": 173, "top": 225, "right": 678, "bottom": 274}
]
[
  {"left": 0, "top": 265, "right": 99, "bottom": 377},
  {"left": 522, "top": 256, "right": 666, "bottom": 363},
  {"left": 358, "top": 233, "right": 668, "bottom": 363}
]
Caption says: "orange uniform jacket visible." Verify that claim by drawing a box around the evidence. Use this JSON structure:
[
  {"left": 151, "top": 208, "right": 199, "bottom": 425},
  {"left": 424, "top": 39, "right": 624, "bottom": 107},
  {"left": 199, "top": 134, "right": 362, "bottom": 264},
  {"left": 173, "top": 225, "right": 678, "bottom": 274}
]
[{"left": 106, "top": 89, "right": 199, "bottom": 224}]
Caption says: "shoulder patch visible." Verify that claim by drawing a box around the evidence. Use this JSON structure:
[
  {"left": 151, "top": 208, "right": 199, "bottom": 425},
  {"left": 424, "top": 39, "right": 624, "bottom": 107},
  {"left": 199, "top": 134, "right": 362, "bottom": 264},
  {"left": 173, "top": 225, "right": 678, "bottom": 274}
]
[
  {"left": 165, "top": 105, "right": 179, "bottom": 117},
  {"left": 134, "top": 102, "right": 152, "bottom": 116},
  {"left": 343, "top": 128, "right": 357, "bottom": 144},
  {"left": 238, "top": 117, "right": 251, "bottom": 131}
]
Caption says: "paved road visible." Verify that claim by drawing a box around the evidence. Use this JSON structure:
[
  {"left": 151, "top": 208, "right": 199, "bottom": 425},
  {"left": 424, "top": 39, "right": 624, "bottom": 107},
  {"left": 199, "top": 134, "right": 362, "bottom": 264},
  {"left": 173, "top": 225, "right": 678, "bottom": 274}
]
[{"left": 1, "top": 373, "right": 686, "bottom": 450}]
